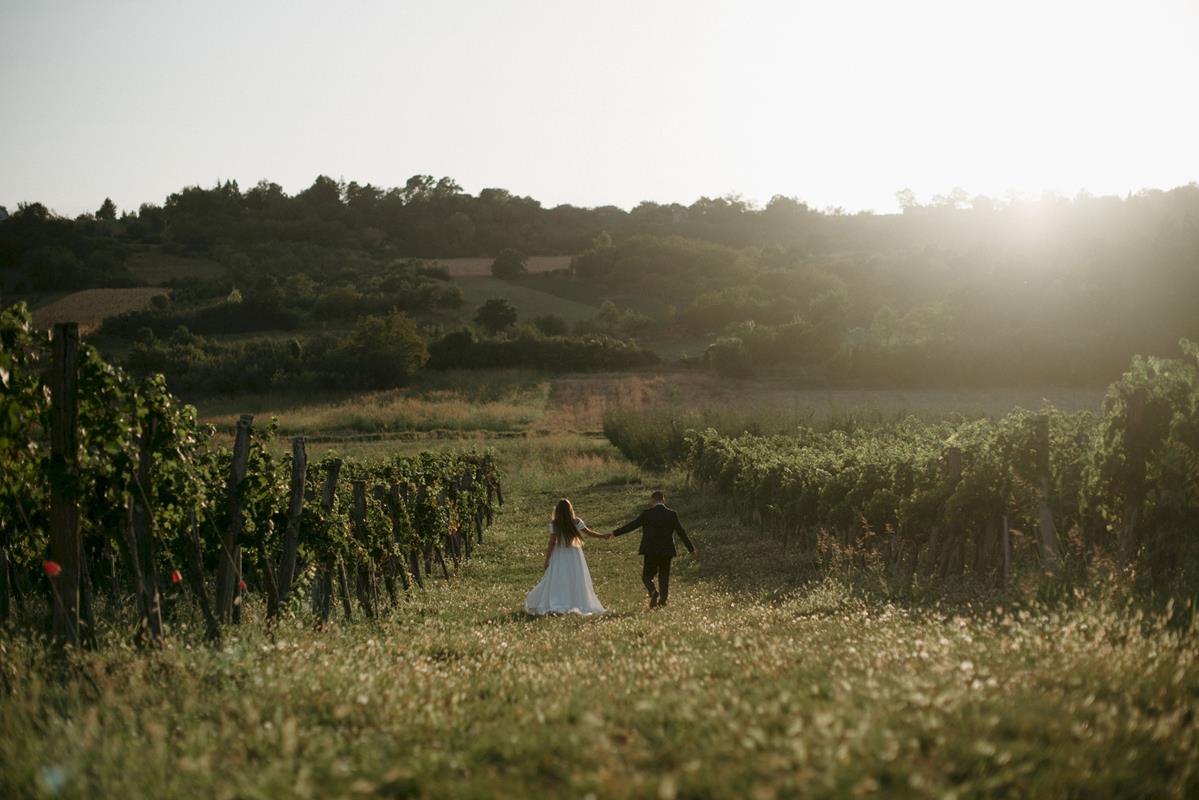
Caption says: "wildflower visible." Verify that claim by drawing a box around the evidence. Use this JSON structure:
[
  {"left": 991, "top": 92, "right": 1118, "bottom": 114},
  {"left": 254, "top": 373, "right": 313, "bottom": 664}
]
[
  {"left": 238, "top": 580, "right": 247, "bottom": 591},
  {"left": 171, "top": 569, "right": 183, "bottom": 584},
  {"left": 43, "top": 560, "right": 62, "bottom": 577}
]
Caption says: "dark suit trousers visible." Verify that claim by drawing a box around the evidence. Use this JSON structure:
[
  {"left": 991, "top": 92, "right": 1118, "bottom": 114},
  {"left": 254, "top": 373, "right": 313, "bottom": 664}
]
[{"left": 642, "top": 555, "right": 672, "bottom": 603}]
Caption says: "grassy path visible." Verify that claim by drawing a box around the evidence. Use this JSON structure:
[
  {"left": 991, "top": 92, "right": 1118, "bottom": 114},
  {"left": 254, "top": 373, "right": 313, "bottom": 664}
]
[{"left": 1, "top": 440, "right": 1197, "bottom": 798}]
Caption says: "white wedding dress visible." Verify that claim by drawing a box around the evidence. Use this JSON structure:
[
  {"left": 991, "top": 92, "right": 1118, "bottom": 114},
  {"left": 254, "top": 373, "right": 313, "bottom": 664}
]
[{"left": 525, "top": 519, "right": 606, "bottom": 616}]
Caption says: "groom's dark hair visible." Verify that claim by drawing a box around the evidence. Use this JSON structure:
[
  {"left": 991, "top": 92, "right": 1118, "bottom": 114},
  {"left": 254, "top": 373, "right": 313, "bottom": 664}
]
[{"left": 651, "top": 490, "right": 665, "bottom": 502}]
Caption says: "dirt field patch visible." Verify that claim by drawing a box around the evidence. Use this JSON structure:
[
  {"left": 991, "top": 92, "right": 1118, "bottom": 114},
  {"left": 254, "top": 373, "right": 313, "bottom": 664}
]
[{"left": 31, "top": 288, "right": 167, "bottom": 333}]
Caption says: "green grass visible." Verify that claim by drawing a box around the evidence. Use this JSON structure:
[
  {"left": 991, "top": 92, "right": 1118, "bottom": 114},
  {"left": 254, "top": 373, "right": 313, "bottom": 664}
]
[
  {"left": 455, "top": 275, "right": 602, "bottom": 322},
  {"left": 2, "top": 435, "right": 1196, "bottom": 798}
]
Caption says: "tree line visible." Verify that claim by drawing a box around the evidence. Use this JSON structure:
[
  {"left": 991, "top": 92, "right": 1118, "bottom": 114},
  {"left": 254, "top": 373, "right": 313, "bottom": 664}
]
[{"left": 3, "top": 176, "right": 1197, "bottom": 387}]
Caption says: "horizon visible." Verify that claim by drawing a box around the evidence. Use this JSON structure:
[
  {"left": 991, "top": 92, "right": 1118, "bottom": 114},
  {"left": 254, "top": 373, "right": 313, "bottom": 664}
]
[
  {"left": 9, "top": 172, "right": 1199, "bottom": 222},
  {"left": 3, "top": 0, "right": 1198, "bottom": 217}
]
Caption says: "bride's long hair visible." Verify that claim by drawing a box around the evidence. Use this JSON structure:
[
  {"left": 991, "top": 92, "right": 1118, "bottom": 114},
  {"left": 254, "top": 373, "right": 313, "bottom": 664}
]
[{"left": 552, "top": 498, "right": 581, "bottom": 545}]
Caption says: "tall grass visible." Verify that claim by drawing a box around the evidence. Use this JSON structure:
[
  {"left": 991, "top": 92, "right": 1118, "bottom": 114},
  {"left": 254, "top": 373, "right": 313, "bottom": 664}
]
[{"left": 202, "top": 371, "right": 551, "bottom": 434}]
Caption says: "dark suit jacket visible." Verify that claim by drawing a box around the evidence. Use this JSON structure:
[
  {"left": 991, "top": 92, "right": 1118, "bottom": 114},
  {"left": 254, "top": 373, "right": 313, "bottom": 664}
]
[{"left": 613, "top": 503, "right": 694, "bottom": 558}]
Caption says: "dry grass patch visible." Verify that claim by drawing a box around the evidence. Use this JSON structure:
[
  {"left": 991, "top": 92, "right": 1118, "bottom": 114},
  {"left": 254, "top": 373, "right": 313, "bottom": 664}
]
[
  {"left": 31, "top": 288, "right": 167, "bottom": 333},
  {"left": 203, "top": 387, "right": 548, "bottom": 435}
]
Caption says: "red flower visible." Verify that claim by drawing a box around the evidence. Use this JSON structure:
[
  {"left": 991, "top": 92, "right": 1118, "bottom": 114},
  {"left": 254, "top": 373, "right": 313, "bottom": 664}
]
[
  {"left": 43, "top": 560, "right": 62, "bottom": 577},
  {"left": 171, "top": 569, "right": 183, "bottom": 584},
  {"left": 238, "top": 580, "right": 247, "bottom": 591}
]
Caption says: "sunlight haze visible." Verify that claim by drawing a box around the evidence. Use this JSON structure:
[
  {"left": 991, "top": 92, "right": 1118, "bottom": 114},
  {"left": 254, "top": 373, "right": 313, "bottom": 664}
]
[{"left": 2, "top": 0, "right": 1197, "bottom": 215}]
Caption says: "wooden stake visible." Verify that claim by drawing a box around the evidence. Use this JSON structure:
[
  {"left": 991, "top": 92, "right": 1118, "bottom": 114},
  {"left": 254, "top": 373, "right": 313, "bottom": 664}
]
[
  {"left": 351, "top": 481, "right": 376, "bottom": 619},
  {"left": 49, "top": 323, "right": 81, "bottom": 649},
  {"left": 132, "top": 417, "right": 163, "bottom": 645},
  {"left": 186, "top": 511, "right": 221, "bottom": 645},
  {"left": 1034, "top": 414, "right": 1060, "bottom": 572},
  {"left": 277, "top": 436, "right": 307, "bottom": 604},
  {"left": 216, "top": 414, "right": 253, "bottom": 621}
]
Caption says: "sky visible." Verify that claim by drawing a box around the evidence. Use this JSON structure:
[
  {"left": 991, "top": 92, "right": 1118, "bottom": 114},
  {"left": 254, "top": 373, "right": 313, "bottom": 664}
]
[{"left": 2, "top": 0, "right": 1198, "bottom": 217}]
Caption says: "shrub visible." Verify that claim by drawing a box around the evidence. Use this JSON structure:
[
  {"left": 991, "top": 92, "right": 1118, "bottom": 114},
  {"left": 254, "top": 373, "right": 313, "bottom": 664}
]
[
  {"left": 474, "top": 298, "right": 518, "bottom": 334},
  {"left": 490, "top": 248, "right": 528, "bottom": 279},
  {"left": 532, "top": 314, "right": 569, "bottom": 337},
  {"left": 428, "top": 330, "right": 658, "bottom": 372}
]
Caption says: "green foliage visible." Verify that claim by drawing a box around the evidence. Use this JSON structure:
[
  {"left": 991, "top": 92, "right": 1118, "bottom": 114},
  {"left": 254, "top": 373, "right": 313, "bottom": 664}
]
[
  {"left": 6, "top": 177, "right": 1199, "bottom": 387},
  {"left": 676, "top": 344, "right": 1199, "bottom": 600},
  {"left": 473, "top": 298, "right": 518, "bottom": 335},
  {"left": 490, "top": 248, "right": 528, "bottom": 279},
  {"left": 428, "top": 329, "right": 658, "bottom": 372},
  {"left": 123, "top": 310, "right": 430, "bottom": 394},
  {"left": 531, "top": 313, "right": 569, "bottom": 337},
  {"left": 571, "top": 235, "right": 751, "bottom": 295},
  {"left": 0, "top": 302, "right": 503, "bottom": 632}
]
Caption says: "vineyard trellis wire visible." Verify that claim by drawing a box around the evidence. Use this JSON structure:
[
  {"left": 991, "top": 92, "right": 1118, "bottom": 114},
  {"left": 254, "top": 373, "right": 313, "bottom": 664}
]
[{"left": 0, "top": 303, "right": 503, "bottom": 649}]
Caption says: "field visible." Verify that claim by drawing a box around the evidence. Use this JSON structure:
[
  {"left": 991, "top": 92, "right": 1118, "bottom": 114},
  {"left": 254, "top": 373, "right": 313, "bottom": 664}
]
[
  {"left": 455, "top": 275, "right": 602, "bottom": 324},
  {"left": 29, "top": 287, "right": 168, "bottom": 333},
  {"left": 430, "top": 255, "right": 573, "bottom": 277},
  {"left": 3, "top": 426, "right": 1196, "bottom": 799}
]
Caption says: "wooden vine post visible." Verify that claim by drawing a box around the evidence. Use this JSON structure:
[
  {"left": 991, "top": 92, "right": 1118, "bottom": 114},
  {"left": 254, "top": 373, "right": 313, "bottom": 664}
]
[
  {"left": 939, "top": 446, "right": 963, "bottom": 578},
  {"left": 390, "top": 484, "right": 422, "bottom": 590},
  {"left": 1118, "top": 388, "right": 1147, "bottom": 563},
  {"left": 186, "top": 510, "right": 221, "bottom": 644},
  {"left": 1034, "top": 414, "right": 1060, "bottom": 572},
  {"left": 132, "top": 416, "right": 163, "bottom": 644},
  {"left": 372, "top": 485, "right": 400, "bottom": 604},
  {"left": 351, "top": 480, "right": 377, "bottom": 619},
  {"left": 216, "top": 414, "right": 253, "bottom": 622},
  {"left": 277, "top": 436, "right": 307, "bottom": 604},
  {"left": 48, "top": 323, "right": 82, "bottom": 648},
  {"left": 315, "top": 458, "right": 352, "bottom": 624}
]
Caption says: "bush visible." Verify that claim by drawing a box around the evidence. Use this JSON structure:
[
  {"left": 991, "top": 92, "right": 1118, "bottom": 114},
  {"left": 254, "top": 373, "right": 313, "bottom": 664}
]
[
  {"left": 123, "top": 311, "right": 428, "bottom": 395},
  {"left": 490, "top": 248, "right": 528, "bottom": 279},
  {"left": 428, "top": 330, "right": 659, "bottom": 372},
  {"left": 474, "top": 298, "right": 518, "bottom": 334},
  {"left": 532, "top": 314, "right": 569, "bottom": 337}
]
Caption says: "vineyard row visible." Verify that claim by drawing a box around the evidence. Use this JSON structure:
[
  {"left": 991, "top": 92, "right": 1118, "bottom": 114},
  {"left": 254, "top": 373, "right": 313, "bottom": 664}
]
[
  {"left": 684, "top": 342, "right": 1199, "bottom": 597},
  {"left": 0, "top": 305, "right": 502, "bottom": 649}
]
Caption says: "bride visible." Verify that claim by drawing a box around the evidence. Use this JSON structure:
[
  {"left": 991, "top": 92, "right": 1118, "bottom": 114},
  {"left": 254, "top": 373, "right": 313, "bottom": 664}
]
[{"left": 525, "top": 498, "right": 610, "bottom": 616}]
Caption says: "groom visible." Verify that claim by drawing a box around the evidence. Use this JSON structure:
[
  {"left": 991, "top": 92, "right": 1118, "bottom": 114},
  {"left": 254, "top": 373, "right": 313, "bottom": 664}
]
[{"left": 611, "top": 490, "right": 695, "bottom": 608}]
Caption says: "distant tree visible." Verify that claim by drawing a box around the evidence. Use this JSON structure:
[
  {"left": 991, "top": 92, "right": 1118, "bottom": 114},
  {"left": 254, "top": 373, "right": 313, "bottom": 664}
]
[
  {"left": 491, "top": 248, "right": 529, "bottom": 279},
  {"left": 337, "top": 310, "right": 428, "bottom": 387},
  {"left": 597, "top": 300, "right": 622, "bottom": 332},
  {"left": 592, "top": 230, "right": 613, "bottom": 249},
  {"left": 0, "top": 205, "right": 10, "bottom": 221},
  {"left": 532, "top": 314, "right": 569, "bottom": 337},
  {"left": 895, "top": 189, "right": 919, "bottom": 214},
  {"left": 96, "top": 197, "right": 117, "bottom": 221},
  {"left": 474, "top": 298, "right": 518, "bottom": 334}
]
